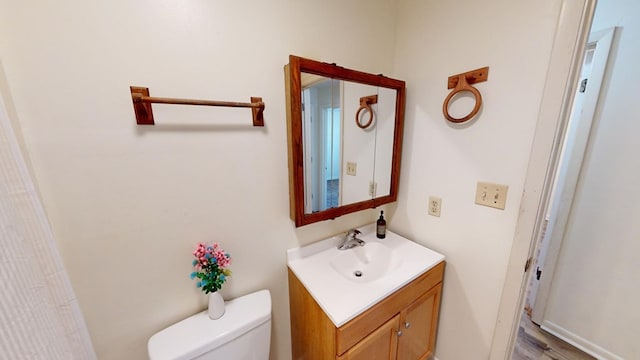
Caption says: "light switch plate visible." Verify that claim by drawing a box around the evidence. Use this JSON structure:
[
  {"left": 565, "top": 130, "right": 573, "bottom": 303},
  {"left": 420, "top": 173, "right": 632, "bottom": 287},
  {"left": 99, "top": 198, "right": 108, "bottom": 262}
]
[
  {"left": 346, "top": 162, "right": 357, "bottom": 176},
  {"left": 369, "top": 181, "right": 377, "bottom": 197},
  {"left": 475, "top": 182, "right": 508, "bottom": 210}
]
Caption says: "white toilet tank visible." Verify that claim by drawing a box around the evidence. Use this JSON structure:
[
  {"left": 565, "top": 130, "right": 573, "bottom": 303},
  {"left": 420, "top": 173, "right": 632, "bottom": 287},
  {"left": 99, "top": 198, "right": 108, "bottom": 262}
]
[{"left": 148, "top": 290, "right": 271, "bottom": 360}]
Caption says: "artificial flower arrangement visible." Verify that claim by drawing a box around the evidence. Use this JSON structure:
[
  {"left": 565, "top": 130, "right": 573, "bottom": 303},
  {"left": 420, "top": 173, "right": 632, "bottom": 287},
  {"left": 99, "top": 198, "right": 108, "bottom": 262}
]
[{"left": 190, "top": 242, "right": 231, "bottom": 294}]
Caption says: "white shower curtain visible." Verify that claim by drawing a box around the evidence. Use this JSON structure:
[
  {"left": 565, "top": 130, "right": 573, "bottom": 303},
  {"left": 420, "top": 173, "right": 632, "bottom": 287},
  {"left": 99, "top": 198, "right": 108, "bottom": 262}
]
[{"left": 0, "top": 89, "right": 96, "bottom": 358}]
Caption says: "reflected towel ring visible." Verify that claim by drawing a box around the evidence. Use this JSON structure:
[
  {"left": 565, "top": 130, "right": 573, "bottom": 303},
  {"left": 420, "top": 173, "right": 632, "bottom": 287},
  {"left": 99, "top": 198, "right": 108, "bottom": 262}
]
[
  {"left": 356, "top": 95, "right": 378, "bottom": 129},
  {"left": 442, "top": 67, "right": 489, "bottom": 124},
  {"left": 355, "top": 105, "right": 373, "bottom": 129}
]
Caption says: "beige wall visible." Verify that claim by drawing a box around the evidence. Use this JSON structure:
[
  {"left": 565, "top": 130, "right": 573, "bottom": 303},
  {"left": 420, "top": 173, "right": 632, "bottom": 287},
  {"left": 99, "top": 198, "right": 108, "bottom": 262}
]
[
  {"left": 390, "top": 0, "right": 563, "bottom": 358},
  {"left": 0, "top": 1, "right": 397, "bottom": 359},
  {"left": 0, "top": 0, "right": 574, "bottom": 359}
]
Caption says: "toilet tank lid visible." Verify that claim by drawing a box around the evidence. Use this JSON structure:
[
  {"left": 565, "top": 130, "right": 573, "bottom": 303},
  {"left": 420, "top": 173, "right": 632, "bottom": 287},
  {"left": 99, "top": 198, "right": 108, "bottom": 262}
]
[{"left": 148, "top": 289, "right": 271, "bottom": 360}]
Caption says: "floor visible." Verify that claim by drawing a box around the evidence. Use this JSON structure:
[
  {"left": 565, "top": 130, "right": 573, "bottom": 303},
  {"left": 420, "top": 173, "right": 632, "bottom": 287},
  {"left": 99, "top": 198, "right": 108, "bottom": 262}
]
[
  {"left": 512, "top": 311, "right": 595, "bottom": 360},
  {"left": 326, "top": 179, "right": 338, "bottom": 208}
]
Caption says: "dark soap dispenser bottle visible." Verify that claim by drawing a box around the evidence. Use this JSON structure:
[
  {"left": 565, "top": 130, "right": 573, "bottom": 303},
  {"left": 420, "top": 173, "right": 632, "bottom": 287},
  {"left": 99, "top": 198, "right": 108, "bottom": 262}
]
[{"left": 376, "top": 211, "right": 386, "bottom": 239}]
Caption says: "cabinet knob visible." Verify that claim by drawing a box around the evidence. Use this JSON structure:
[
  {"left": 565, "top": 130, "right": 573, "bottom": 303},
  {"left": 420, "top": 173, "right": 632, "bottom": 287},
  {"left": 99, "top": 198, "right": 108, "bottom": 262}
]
[
  {"left": 396, "top": 329, "right": 403, "bottom": 337},
  {"left": 404, "top": 322, "right": 411, "bottom": 329}
]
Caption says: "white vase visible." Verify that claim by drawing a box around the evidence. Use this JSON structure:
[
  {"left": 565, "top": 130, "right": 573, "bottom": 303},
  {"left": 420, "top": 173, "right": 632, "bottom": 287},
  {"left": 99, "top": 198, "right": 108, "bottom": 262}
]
[{"left": 208, "top": 291, "right": 225, "bottom": 320}]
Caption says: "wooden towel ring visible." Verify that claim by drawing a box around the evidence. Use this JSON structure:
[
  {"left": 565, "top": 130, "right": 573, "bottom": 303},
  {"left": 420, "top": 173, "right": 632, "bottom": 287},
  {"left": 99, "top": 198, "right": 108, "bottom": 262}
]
[
  {"left": 356, "top": 95, "right": 378, "bottom": 129},
  {"left": 443, "top": 67, "right": 489, "bottom": 123}
]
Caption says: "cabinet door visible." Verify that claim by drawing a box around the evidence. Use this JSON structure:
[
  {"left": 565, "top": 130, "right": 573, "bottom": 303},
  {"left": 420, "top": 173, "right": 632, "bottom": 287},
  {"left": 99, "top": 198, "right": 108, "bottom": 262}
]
[
  {"left": 396, "top": 283, "right": 442, "bottom": 360},
  {"left": 337, "top": 315, "right": 400, "bottom": 360}
]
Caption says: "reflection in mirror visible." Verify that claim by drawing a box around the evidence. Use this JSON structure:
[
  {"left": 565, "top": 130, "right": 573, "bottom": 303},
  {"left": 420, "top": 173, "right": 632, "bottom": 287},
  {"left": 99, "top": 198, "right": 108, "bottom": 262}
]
[
  {"left": 286, "top": 55, "right": 405, "bottom": 227},
  {"left": 301, "top": 75, "right": 342, "bottom": 212},
  {"left": 302, "top": 78, "right": 399, "bottom": 213},
  {"left": 341, "top": 82, "right": 380, "bottom": 205},
  {"left": 373, "top": 87, "right": 397, "bottom": 198}
]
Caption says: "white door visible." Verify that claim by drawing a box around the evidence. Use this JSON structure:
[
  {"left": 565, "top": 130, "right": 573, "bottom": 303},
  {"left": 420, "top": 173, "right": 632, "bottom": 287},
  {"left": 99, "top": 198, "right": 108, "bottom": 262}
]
[
  {"left": 530, "top": 27, "right": 634, "bottom": 359},
  {"left": 531, "top": 28, "right": 616, "bottom": 319}
]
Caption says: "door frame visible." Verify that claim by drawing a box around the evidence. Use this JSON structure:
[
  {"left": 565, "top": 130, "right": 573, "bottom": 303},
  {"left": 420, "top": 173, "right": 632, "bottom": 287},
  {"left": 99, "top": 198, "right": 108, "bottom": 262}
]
[
  {"left": 302, "top": 88, "right": 315, "bottom": 213},
  {"left": 488, "top": 0, "right": 597, "bottom": 358}
]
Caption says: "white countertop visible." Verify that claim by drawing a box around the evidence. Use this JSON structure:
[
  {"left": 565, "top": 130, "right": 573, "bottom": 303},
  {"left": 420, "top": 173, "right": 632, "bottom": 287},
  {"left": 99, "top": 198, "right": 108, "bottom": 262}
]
[{"left": 287, "top": 224, "right": 445, "bottom": 327}]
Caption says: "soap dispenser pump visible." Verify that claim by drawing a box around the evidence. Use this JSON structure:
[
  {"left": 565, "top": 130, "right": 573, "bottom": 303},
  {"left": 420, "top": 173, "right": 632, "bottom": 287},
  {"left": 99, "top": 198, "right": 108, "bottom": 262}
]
[{"left": 376, "top": 211, "right": 386, "bottom": 239}]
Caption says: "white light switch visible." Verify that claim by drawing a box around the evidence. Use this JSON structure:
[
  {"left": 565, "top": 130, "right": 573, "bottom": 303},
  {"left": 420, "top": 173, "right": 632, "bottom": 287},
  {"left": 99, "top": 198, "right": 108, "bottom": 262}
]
[{"left": 475, "top": 182, "right": 508, "bottom": 210}]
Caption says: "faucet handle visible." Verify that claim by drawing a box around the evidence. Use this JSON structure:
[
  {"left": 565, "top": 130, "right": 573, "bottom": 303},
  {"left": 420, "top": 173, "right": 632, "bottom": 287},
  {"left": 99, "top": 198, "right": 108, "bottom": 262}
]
[
  {"left": 338, "top": 228, "right": 365, "bottom": 250},
  {"left": 346, "top": 229, "right": 361, "bottom": 240},
  {"left": 347, "top": 228, "right": 361, "bottom": 236}
]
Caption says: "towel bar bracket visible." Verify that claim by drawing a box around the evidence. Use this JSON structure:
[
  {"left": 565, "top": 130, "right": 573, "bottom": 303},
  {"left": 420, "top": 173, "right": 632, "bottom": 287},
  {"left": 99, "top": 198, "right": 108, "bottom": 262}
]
[
  {"left": 131, "top": 86, "right": 155, "bottom": 125},
  {"left": 447, "top": 67, "right": 489, "bottom": 89}
]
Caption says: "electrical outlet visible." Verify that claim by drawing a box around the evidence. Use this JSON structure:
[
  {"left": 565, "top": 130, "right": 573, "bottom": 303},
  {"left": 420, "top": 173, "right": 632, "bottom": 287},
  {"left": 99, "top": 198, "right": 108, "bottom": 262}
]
[
  {"left": 346, "top": 162, "right": 357, "bottom": 176},
  {"left": 428, "top": 196, "right": 441, "bottom": 217},
  {"left": 369, "top": 181, "right": 377, "bottom": 197},
  {"left": 475, "top": 182, "right": 508, "bottom": 210}
]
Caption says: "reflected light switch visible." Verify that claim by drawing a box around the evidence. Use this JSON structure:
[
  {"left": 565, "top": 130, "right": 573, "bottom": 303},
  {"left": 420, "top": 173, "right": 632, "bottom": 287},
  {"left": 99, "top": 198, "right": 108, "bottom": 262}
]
[{"left": 346, "top": 162, "right": 357, "bottom": 176}]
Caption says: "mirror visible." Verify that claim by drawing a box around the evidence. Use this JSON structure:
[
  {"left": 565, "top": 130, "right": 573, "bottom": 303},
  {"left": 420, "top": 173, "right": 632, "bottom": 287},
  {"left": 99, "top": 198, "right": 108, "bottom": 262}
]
[{"left": 285, "top": 55, "right": 405, "bottom": 227}]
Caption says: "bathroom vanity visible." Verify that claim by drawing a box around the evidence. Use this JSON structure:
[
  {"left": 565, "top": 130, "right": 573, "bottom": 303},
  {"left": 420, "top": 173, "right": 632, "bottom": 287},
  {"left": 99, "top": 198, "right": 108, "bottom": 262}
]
[{"left": 287, "top": 225, "right": 445, "bottom": 359}]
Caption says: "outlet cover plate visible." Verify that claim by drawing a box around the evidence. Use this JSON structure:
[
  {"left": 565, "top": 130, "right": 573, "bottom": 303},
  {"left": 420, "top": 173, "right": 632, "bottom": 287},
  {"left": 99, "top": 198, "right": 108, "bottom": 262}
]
[
  {"left": 428, "top": 196, "right": 441, "bottom": 217},
  {"left": 475, "top": 182, "right": 508, "bottom": 210}
]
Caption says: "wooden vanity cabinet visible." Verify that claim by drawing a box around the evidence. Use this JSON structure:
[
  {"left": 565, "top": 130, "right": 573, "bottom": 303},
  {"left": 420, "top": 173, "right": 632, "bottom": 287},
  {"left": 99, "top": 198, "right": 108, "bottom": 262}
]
[
  {"left": 288, "top": 261, "right": 444, "bottom": 360},
  {"left": 337, "top": 315, "right": 400, "bottom": 360}
]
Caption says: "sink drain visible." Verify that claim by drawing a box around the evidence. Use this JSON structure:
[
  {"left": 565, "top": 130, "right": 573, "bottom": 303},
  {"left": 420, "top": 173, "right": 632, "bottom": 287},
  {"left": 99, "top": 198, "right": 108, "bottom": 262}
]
[{"left": 354, "top": 270, "right": 363, "bottom": 277}]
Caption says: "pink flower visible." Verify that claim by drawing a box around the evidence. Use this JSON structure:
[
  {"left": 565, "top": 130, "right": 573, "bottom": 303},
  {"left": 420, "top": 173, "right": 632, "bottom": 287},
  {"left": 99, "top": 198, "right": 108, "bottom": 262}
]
[{"left": 191, "top": 241, "right": 232, "bottom": 294}]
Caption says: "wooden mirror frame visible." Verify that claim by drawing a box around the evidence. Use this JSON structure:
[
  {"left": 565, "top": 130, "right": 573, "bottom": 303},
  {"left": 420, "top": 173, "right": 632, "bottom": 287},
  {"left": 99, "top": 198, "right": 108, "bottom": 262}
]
[{"left": 285, "top": 55, "right": 406, "bottom": 227}]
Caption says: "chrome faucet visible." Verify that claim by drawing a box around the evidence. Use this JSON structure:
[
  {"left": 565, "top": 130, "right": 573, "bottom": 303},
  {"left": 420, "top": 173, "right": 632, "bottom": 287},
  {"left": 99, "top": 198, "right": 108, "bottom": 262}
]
[{"left": 337, "top": 229, "right": 365, "bottom": 250}]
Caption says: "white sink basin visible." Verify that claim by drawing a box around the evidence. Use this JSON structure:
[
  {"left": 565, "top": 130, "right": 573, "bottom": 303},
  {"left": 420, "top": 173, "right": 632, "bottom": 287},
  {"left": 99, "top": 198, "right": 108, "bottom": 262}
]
[
  {"left": 287, "top": 224, "right": 445, "bottom": 327},
  {"left": 329, "top": 242, "right": 400, "bottom": 283}
]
